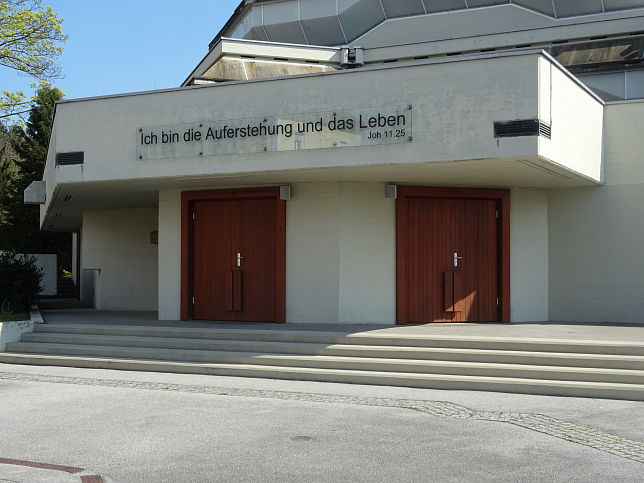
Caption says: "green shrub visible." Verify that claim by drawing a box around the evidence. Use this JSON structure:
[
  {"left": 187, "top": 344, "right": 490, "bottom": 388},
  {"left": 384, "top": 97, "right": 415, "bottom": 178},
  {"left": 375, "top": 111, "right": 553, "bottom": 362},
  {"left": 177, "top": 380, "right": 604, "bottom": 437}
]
[
  {"left": 0, "top": 253, "right": 42, "bottom": 313},
  {"left": 0, "top": 309, "right": 29, "bottom": 321}
]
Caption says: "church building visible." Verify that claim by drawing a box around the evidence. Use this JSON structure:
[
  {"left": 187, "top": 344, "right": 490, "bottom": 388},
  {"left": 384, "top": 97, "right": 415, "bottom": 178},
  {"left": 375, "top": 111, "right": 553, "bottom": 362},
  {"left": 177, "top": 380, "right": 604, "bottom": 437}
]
[{"left": 29, "top": 0, "right": 644, "bottom": 325}]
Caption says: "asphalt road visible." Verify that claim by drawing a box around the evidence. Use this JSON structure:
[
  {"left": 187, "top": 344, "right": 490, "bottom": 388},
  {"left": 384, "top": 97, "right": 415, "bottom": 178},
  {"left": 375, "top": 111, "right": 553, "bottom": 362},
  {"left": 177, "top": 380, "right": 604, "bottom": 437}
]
[{"left": 0, "top": 363, "right": 643, "bottom": 482}]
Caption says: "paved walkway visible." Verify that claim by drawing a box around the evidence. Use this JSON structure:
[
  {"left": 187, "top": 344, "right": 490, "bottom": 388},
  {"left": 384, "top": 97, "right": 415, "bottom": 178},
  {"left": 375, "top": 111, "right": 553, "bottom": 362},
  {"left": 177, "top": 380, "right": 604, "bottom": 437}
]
[{"left": 1, "top": 363, "right": 643, "bottom": 482}]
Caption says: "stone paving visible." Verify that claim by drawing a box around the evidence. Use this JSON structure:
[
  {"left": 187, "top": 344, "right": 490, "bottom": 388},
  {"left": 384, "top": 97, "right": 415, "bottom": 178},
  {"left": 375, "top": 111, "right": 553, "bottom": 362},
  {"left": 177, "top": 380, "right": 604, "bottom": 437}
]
[
  {"left": 1, "top": 371, "right": 643, "bottom": 465},
  {"left": 0, "top": 372, "right": 644, "bottom": 463}
]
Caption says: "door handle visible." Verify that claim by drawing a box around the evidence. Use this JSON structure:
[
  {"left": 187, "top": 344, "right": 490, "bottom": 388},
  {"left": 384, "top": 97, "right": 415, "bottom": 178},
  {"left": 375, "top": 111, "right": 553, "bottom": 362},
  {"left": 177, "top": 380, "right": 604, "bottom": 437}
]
[
  {"left": 453, "top": 252, "right": 463, "bottom": 267},
  {"left": 236, "top": 252, "right": 244, "bottom": 267}
]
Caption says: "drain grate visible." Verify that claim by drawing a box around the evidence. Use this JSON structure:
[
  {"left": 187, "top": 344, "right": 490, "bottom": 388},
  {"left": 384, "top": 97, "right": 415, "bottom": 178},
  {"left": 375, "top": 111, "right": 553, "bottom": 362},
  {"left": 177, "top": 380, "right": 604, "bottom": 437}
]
[{"left": 291, "top": 435, "right": 313, "bottom": 442}]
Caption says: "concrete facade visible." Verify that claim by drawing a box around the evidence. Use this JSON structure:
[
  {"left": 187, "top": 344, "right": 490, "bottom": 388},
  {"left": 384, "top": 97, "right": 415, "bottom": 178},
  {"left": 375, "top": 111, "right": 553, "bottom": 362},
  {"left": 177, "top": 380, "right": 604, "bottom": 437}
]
[
  {"left": 41, "top": 53, "right": 601, "bottom": 217},
  {"left": 286, "top": 182, "right": 396, "bottom": 324},
  {"left": 0, "top": 310, "right": 42, "bottom": 351},
  {"left": 548, "top": 101, "right": 644, "bottom": 323},
  {"left": 158, "top": 190, "right": 182, "bottom": 320},
  {"left": 33, "top": 1, "right": 644, "bottom": 324},
  {"left": 31, "top": 254, "right": 57, "bottom": 296},
  {"left": 81, "top": 208, "right": 158, "bottom": 311},
  {"left": 157, "top": 181, "right": 551, "bottom": 324}
]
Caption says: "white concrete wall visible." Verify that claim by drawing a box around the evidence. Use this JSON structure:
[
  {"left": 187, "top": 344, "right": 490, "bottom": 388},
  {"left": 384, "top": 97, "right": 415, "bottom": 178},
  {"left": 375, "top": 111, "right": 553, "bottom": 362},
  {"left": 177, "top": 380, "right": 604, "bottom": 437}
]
[
  {"left": 40, "top": 118, "right": 57, "bottom": 226},
  {"left": 81, "top": 207, "right": 158, "bottom": 311},
  {"left": 548, "top": 101, "right": 644, "bottom": 323},
  {"left": 538, "top": 57, "right": 604, "bottom": 182},
  {"left": 286, "top": 182, "right": 340, "bottom": 323},
  {"left": 18, "top": 254, "right": 57, "bottom": 296},
  {"left": 80, "top": 268, "right": 100, "bottom": 307},
  {"left": 46, "top": 53, "right": 546, "bottom": 195},
  {"left": 338, "top": 183, "right": 396, "bottom": 323},
  {"left": 0, "top": 311, "right": 42, "bottom": 352},
  {"left": 286, "top": 182, "right": 395, "bottom": 324},
  {"left": 72, "top": 232, "right": 78, "bottom": 285},
  {"left": 510, "top": 188, "right": 549, "bottom": 322},
  {"left": 158, "top": 190, "right": 182, "bottom": 320},
  {"left": 579, "top": 70, "right": 644, "bottom": 101},
  {"left": 579, "top": 71, "right": 627, "bottom": 101},
  {"left": 34, "top": 254, "right": 57, "bottom": 296}
]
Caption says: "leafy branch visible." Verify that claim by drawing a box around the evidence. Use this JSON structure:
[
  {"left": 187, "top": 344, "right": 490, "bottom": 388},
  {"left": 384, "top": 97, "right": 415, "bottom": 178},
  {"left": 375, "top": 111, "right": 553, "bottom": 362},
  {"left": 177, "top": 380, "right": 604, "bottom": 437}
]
[{"left": 0, "top": 0, "right": 66, "bottom": 123}]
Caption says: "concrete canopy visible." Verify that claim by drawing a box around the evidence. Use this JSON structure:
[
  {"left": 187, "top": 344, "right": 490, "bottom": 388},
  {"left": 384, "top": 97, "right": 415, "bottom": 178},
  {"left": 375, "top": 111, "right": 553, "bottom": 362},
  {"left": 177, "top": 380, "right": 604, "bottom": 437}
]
[{"left": 41, "top": 51, "right": 603, "bottom": 232}]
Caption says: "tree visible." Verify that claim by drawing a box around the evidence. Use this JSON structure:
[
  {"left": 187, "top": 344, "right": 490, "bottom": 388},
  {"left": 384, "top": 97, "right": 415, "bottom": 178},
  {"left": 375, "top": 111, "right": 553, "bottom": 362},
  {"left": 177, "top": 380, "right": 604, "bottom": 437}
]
[
  {"left": 0, "top": 124, "right": 19, "bottom": 225},
  {"left": 11, "top": 83, "right": 60, "bottom": 178},
  {"left": 0, "top": 0, "right": 66, "bottom": 122},
  {"left": 0, "top": 85, "right": 70, "bottom": 270}
]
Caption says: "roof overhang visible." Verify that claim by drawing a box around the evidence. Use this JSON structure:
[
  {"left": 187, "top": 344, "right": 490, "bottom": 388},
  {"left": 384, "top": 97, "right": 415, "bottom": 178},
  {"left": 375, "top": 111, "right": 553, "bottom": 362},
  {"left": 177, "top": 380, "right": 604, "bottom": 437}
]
[
  {"left": 40, "top": 51, "right": 604, "bottom": 232},
  {"left": 40, "top": 155, "right": 599, "bottom": 232}
]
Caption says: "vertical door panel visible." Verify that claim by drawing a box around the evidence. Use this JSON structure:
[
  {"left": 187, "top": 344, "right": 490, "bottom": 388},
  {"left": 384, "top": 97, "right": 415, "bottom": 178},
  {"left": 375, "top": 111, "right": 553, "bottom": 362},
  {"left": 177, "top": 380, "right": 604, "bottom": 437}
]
[
  {"left": 406, "top": 197, "right": 454, "bottom": 323},
  {"left": 444, "top": 270, "right": 454, "bottom": 312},
  {"left": 237, "top": 197, "right": 276, "bottom": 321},
  {"left": 193, "top": 200, "right": 236, "bottom": 320},
  {"left": 232, "top": 270, "right": 242, "bottom": 313},
  {"left": 453, "top": 270, "right": 464, "bottom": 313},
  {"left": 192, "top": 196, "right": 277, "bottom": 322},
  {"left": 225, "top": 271, "right": 233, "bottom": 312},
  {"left": 452, "top": 199, "right": 498, "bottom": 322},
  {"left": 403, "top": 196, "right": 499, "bottom": 323}
]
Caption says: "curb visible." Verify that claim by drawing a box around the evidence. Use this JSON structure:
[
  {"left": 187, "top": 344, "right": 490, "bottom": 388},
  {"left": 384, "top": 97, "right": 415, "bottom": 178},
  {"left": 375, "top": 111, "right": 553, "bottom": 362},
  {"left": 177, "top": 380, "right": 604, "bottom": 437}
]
[
  {"left": 31, "top": 307, "right": 45, "bottom": 324},
  {"left": 0, "top": 308, "right": 43, "bottom": 352}
]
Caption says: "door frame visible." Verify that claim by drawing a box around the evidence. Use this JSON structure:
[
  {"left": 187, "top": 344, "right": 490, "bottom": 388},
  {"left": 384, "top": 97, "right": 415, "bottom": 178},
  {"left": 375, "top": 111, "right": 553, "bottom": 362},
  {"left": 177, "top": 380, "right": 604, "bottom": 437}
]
[
  {"left": 396, "top": 186, "right": 510, "bottom": 324},
  {"left": 180, "top": 187, "right": 286, "bottom": 322}
]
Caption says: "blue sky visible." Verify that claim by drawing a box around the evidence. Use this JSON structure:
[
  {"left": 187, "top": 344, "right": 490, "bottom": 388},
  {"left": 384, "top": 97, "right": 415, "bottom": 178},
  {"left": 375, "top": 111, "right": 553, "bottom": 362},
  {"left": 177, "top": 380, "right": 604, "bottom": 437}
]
[{"left": 1, "top": 0, "right": 241, "bottom": 100}]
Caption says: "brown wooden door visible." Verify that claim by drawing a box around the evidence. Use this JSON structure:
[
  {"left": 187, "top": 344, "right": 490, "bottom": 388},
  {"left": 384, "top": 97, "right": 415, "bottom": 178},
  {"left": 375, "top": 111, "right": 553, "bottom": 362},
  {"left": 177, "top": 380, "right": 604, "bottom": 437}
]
[
  {"left": 451, "top": 198, "right": 499, "bottom": 322},
  {"left": 400, "top": 195, "right": 499, "bottom": 323},
  {"left": 192, "top": 196, "right": 278, "bottom": 321}
]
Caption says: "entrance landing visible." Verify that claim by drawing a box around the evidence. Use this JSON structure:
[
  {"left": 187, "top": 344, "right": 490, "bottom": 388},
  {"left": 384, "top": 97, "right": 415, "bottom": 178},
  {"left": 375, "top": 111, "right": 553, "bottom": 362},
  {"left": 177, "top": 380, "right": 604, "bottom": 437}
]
[{"left": 37, "top": 304, "right": 644, "bottom": 344}]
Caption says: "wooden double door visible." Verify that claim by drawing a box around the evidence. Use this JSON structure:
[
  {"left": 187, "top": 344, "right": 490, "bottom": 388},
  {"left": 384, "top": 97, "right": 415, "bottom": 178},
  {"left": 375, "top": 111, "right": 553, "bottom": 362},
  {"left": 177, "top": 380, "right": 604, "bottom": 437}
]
[
  {"left": 397, "top": 187, "right": 509, "bottom": 323},
  {"left": 184, "top": 189, "right": 285, "bottom": 322}
]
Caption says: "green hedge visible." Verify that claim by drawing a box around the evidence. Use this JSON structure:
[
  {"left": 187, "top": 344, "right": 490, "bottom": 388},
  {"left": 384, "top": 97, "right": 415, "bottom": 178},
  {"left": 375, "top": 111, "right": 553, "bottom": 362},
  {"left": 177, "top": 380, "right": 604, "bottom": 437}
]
[{"left": 0, "top": 253, "right": 42, "bottom": 313}]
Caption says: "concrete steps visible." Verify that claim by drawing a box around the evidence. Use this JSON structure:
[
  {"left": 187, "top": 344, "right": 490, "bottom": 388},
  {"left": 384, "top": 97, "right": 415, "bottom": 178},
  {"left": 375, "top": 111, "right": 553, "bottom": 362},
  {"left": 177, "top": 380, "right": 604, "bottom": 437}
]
[
  {"left": 15, "top": 331, "right": 644, "bottom": 369},
  {"left": 1, "top": 323, "right": 643, "bottom": 400},
  {"left": 56, "top": 276, "right": 77, "bottom": 298}
]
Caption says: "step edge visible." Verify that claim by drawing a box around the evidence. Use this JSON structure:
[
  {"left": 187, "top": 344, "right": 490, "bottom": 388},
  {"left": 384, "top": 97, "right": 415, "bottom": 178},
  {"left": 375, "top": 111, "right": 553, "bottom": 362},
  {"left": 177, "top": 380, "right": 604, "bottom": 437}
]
[
  {"left": 11, "top": 339, "right": 644, "bottom": 361},
  {"left": 4, "top": 346, "right": 644, "bottom": 377},
  {"left": 1, "top": 353, "right": 644, "bottom": 391},
  {"left": 34, "top": 324, "right": 644, "bottom": 348}
]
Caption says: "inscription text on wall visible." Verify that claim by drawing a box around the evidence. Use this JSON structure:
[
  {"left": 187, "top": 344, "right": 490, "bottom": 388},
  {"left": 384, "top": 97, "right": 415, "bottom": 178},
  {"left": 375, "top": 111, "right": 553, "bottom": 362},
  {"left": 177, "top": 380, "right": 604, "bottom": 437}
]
[{"left": 136, "top": 105, "right": 412, "bottom": 161}]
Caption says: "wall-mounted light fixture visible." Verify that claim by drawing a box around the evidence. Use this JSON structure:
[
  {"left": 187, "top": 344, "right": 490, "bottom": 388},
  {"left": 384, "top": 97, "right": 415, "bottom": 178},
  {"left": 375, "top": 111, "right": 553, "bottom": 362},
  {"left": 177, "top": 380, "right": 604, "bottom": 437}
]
[
  {"left": 385, "top": 184, "right": 397, "bottom": 199},
  {"left": 280, "top": 185, "right": 292, "bottom": 200}
]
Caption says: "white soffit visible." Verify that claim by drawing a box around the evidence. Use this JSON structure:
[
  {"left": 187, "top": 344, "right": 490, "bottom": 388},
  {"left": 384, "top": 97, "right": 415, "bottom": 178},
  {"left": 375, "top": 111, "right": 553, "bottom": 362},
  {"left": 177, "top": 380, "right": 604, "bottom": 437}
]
[
  {"left": 43, "top": 156, "right": 597, "bottom": 232},
  {"left": 183, "top": 38, "right": 341, "bottom": 86}
]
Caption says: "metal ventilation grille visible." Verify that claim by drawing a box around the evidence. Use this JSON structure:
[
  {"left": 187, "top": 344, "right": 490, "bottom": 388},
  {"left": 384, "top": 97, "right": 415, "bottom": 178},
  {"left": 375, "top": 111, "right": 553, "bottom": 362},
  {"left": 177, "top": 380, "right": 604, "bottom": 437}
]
[
  {"left": 539, "top": 121, "right": 551, "bottom": 138},
  {"left": 55, "top": 151, "right": 84, "bottom": 166},
  {"left": 494, "top": 119, "right": 551, "bottom": 139}
]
